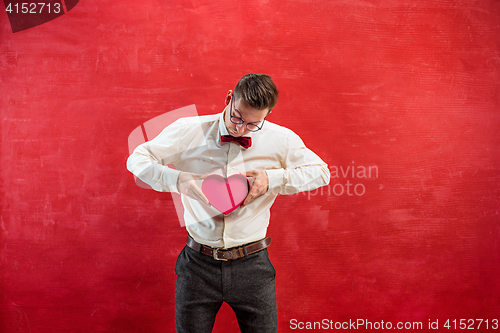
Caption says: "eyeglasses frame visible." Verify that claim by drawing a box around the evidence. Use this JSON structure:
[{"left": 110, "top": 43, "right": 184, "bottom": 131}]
[{"left": 229, "top": 97, "right": 267, "bottom": 132}]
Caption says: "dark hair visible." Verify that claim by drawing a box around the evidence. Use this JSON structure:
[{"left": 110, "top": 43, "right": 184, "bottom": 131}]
[{"left": 233, "top": 74, "right": 279, "bottom": 111}]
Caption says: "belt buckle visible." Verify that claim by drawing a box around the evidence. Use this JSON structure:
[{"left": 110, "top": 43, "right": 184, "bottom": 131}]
[{"left": 213, "top": 248, "right": 228, "bottom": 261}]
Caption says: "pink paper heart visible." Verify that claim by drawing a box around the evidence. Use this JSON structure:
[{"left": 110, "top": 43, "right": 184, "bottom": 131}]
[{"left": 202, "top": 174, "right": 250, "bottom": 214}]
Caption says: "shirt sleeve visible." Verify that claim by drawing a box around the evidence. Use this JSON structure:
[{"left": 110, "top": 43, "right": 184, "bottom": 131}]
[
  {"left": 126, "top": 119, "right": 184, "bottom": 193},
  {"left": 265, "top": 133, "right": 330, "bottom": 195}
]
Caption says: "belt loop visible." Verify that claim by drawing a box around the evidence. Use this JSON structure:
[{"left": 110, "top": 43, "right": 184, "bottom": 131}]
[
  {"left": 243, "top": 245, "right": 248, "bottom": 257},
  {"left": 197, "top": 243, "right": 202, "bottom": 253}
]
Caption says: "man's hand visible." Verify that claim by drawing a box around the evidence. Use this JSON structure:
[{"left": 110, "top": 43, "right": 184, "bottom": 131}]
[
  {"left": 176, "top": 172, "right": 210, "bottom": 205},
  {"left": 241, "top": 170, "right": 269, "bottom": 207}
]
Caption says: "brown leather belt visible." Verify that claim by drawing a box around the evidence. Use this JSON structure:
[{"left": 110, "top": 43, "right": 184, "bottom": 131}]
[{"left": 186, "top": 235, "right": 271, "bottom": 261}]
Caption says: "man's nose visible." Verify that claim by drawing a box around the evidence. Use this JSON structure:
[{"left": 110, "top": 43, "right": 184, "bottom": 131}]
[{"left": 236, "top": 123, "right": 245, "bottom": 133}]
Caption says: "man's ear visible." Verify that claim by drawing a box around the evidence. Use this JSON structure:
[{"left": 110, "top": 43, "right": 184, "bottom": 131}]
[{"left": 225, "top": 90, "right": 233, "bottom": 106}]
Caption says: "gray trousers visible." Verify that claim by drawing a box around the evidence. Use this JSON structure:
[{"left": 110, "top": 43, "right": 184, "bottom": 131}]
[{"left": 174, "top": 245, "right": 278, "bottom": 333}]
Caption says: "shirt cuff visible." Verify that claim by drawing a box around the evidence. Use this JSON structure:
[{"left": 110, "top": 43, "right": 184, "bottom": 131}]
[
  {"left": 265, "top": 169, "right": 286, "bottom": 190},
  {"left": 164, "top": 167, "right": 182, "bottom": 194}
]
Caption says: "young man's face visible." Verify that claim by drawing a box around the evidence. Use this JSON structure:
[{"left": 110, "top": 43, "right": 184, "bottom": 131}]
[{"left": 224, "top": 96, "right": 269, "bottom": 137}]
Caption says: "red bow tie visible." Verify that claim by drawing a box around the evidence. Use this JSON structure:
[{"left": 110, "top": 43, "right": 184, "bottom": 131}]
[{"left": 220, "top": 135, "right": 252, "bottom": 149}]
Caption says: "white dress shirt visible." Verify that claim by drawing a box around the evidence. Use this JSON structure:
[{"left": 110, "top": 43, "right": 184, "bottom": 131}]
[{"left": 127, "top": 111, "right": 330, "bottom": 248}]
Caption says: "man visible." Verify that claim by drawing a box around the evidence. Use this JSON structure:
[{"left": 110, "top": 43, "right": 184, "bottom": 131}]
[{"left": 127, "top": 74, "right": 330, "bottom": 332}]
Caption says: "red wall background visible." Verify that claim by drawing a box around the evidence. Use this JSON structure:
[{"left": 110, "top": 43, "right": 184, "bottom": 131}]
[{"left": 1, "top": 1, "right": 499, "bottom": 332}]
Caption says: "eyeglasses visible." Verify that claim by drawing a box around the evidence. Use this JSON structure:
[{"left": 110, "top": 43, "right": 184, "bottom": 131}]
[{"left": 229, "top": 97, "right": 267, "bottom": 132}]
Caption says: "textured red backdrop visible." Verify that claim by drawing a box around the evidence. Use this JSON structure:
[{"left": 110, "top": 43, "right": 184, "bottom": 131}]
[{"left": 1, "top": 1, "right": 499, "bottom": 332}]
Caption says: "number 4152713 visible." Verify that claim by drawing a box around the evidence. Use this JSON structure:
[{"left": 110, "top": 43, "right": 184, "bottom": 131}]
[
  {"left": 444, "top": 319, "right": 499, "bottom": 330},
  {"left": 5, "top": 3, "right": 62, "bottom": 14}
]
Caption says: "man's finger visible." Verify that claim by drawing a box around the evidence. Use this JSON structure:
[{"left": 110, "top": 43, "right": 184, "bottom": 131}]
[
  {"left": 199, "top": 192, "right": 210, "bottom": 205},
  {"left": 242, "top": 195, "right": 251, "bottom": 207},
  {"left": 241, "top": 171, "right": 255, "bottom": 178},
  {"left": 242, "top": 187, "right": 259, "bottom": 207},
  {"left": 192, "top": 173, "right": 209, "bottom": 180},
  {"left": 187, "top": 190, "right": 210, "bottom": 206},
  {"left": 192, "top": 185, "right": 210, "bottom": 205}
]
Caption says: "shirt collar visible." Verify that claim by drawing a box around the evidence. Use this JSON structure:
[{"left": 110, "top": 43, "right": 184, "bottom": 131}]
[{"left": 218, "top": 109, "right": 229, "bottom": 137}]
